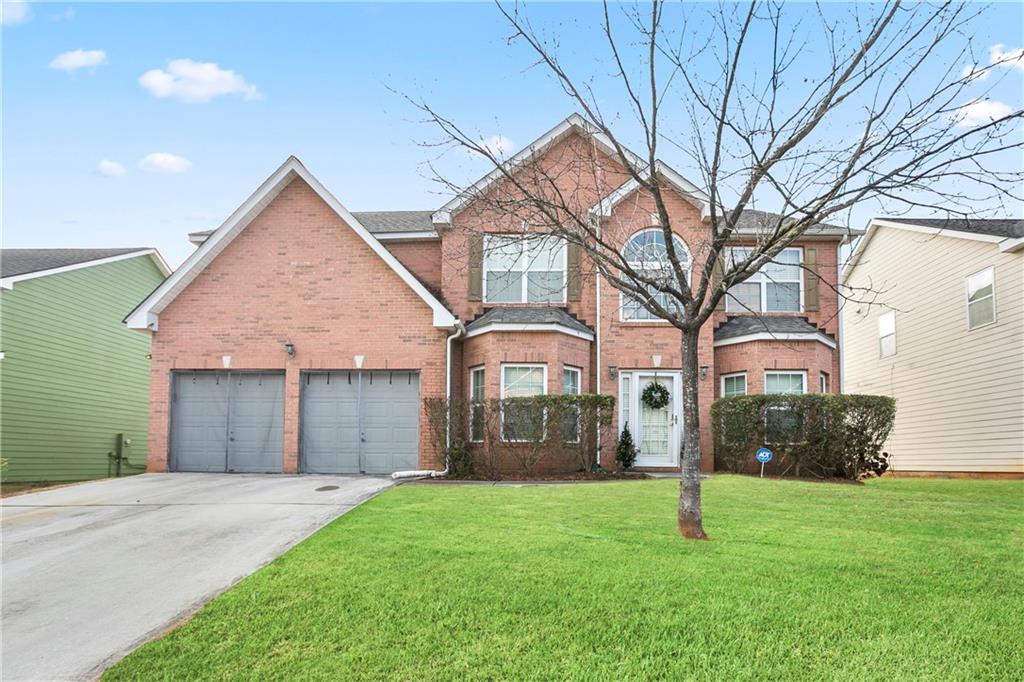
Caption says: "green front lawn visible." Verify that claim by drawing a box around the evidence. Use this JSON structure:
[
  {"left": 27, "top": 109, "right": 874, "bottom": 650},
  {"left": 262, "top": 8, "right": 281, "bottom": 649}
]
[{"left": 106, "top": 476, "right": 1023, "bottom": 681}]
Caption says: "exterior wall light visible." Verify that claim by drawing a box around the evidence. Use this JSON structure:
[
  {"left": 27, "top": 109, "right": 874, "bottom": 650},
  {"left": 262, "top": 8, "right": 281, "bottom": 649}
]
[
  {"left": 699, "top": 365, "right": 709, "bottom": 380},
  {"left": 608, "top": 365, "right": 618, "bottom": 379},
  {"left": 284, "top": 342, "right": 296, "bottom": 358}
]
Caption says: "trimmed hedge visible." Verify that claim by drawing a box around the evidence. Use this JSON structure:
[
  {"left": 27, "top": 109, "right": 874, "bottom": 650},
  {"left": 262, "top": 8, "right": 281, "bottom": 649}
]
[{"left": 711, "top": 394, "right": 896, "bottom": 479}]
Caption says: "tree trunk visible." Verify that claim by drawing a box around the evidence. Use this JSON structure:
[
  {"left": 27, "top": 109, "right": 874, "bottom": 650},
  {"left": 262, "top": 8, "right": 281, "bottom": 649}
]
[{"left": 678, "top": 330, "right": 708, "bottom": 539}]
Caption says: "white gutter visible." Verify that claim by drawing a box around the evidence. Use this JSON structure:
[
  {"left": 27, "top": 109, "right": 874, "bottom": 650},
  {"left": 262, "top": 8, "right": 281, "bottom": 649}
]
[{"left": 392, "top": 321, "right": 465, "bottom": 480}]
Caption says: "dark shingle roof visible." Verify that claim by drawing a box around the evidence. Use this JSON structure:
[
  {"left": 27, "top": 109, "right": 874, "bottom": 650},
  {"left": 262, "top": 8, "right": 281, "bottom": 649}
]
[
  {"left": 466, "top": 307, "right": 593, "bottom": 335},
  {"left": 1, "top": 248, "right": 151, "bottom": 278},
  {"left": 351, "top": 211, "right": 435, "bottom": 233},
  {"left": 881, "top": 217, "right": 1024, "bottom": 239},
  {"left": 726, "top": 209, "right": 860, "bottom": 237},
  {"left": 714, "top": 315, "right": 833, "bottom": 341}
]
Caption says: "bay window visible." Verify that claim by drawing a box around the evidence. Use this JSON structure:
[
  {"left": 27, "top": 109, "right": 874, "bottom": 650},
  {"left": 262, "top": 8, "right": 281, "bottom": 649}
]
[
  {"left": 500, "top": 364, "right": 547, "bottom": 441},
  {"left": 562, "top": 366, "right": 581, "bottom": 443},
  {"left": 469, "top": 366, "right": 485, "bottom": 442},
  {"left": 725, "top": 247, "right": 803, "bottom": 313},
  {"left": 484, "top": 235, "right": 566, "bottom": 303},
  {"left": 721, "top": 373, "right": 747, "bottom": 398}
]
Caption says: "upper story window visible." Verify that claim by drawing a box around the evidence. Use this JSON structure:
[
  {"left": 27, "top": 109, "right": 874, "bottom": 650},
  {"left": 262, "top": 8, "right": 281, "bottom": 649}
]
[
  {"left": 878, "top": 310, "right": 896, "bottom": 358},
  {"left": 484, "top": 235, "right": 566, "bottom": 304},
  {"left": 966, "top": 266, "right": 996, "bottom": 330},
  {"left": 725, "top": 247, "right": 803, "bottom": 313},
  {"left": 620, "top": 228, "right": 691, "bottom": 321}
]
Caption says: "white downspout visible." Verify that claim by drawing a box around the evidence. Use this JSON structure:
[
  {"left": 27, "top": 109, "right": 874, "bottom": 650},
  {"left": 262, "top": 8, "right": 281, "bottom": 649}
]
[
  {"left": 392, "top": 321, "right": 466, "bottom": 480},
  {"left": 594, "top": 215, "right": 603, "bottom": 468}
]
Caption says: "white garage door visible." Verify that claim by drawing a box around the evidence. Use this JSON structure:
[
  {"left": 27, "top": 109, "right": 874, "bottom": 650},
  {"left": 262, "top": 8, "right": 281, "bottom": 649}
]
[{"left": 300, "top": 371, "right": 420, "bottom": 474}]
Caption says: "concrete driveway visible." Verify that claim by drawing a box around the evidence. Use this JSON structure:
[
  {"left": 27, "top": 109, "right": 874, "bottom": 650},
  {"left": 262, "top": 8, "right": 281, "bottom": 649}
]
[{"left": 1, "top": 473, "right": 393, "bottom": 681}]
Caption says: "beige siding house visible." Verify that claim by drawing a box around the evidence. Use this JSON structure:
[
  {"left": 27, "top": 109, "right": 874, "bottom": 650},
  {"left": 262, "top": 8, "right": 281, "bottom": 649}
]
[{"left": 842, "top": 218, "right": 1024, "bottom": 476}]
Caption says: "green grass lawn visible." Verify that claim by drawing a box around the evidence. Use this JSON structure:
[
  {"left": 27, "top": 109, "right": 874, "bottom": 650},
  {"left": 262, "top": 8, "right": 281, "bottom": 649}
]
[{"left": 106, "top": 476, "right": 1023, "bottom": 681}]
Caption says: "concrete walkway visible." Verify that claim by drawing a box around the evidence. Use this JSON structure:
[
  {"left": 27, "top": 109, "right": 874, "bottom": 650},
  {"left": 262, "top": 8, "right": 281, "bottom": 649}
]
[{"left": 1, "top": 473, "right": 393, "bottom": 681}]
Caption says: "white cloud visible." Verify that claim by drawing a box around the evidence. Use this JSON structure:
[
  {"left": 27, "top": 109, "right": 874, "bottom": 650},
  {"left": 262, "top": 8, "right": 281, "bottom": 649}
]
[
  {"left": 960, "top": 64, "right": 989, "bottom": 82},
  {"left": 480, "top": 134, "right": 514, "bottom": 157},
  {"left": 50, "top": 7, "right": 74, "bottom": 22},
  {"left": 138, "top": 152, "right": 192, "bottom": 174},
  {"left": 989, "top": 44, "right": 1024, "bottom": 71},
  {"left": 952, "top": 99, "right": 1013, "bottom": 128},
  {"left": 49, "top": 49, "right": 107, "bottom": 73},
  {"left": 97, "top": 160, "right": 126, "bottom": 177},
  {"left": 1, "top": 0, "right": 32, "bottom": 25},
  {"left": 138, "top": 59, "right": 261, "bottom": 103}
]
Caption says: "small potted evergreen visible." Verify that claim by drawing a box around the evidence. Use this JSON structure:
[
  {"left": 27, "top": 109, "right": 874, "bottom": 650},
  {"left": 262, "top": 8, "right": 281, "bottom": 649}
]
[{"left": 616, "top": 423, "right": 638, "bottom": 470}]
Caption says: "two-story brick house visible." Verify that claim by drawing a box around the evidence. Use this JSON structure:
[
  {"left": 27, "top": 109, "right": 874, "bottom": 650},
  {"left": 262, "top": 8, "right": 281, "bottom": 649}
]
[{"left": 127, "top": 114, "right": 858, "bottom": 475}]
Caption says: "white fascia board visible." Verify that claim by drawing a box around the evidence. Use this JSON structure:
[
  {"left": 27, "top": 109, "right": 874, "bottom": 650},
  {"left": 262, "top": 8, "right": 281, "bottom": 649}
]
[
  {"left": 126, "top": 157, "right": 457, "bottom": 331},
  {"left": 373, "top": 231, "right": 439, "bottom": 241},
  {"left": 998, "top": 235, "right": 1024, "bottom": 253},
  {"left": 433, "top": 113, "right": 650, "bottom": 225},
  {"left": 713, "top": 332, "right": 837, "bottom": 350},
  {"left": 464, "top": 322, "right": 595, "bottom": 342},
  {"left": 1, "top": 249, "right": 170, "bottom": 290}
]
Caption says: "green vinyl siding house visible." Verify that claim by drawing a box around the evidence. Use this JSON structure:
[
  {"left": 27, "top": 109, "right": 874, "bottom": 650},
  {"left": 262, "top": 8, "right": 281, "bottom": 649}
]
[{"left": 1, "top": 249, "right": 169, "bottom": 483}]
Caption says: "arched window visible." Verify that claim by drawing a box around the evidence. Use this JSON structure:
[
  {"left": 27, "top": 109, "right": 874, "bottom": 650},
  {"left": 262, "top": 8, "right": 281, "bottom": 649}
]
[{"left": 620, "top": 228, "right": 691, "bottom": 321}]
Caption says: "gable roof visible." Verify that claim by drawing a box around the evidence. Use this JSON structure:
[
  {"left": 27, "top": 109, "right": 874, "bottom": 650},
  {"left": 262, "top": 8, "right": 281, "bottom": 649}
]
[
  {"left": 125, "top": 157, "right": 458, "bottom": 331},
  {"left": 1, "top": 248, "right": 169, "bottom": 288},
  {"left": 187, "top": 210, "right": 437, "bottom": 244},
  {"left": 589, "top": 160, "right": 709, "bottom": 217},
  {"left": 843, "top": 216, "right": 1024, "bottom": 283},
  {"left": 432, "top": 113, "right": 708, "bottom": 224}
]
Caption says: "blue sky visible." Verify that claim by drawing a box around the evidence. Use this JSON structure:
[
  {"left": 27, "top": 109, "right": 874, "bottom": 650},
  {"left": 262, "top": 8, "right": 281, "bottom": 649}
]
[{"left": 3, "top": 1, "right": 1022, "bottom": 266}]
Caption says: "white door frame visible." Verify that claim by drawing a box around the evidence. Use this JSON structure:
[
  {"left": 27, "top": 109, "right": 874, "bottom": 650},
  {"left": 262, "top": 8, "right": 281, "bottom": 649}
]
[{"left": 621, "top": 371, "right": 682, "bottom": 467}]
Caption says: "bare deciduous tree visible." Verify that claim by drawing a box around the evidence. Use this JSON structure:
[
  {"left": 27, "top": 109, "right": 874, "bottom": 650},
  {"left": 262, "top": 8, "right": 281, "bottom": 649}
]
[{"left": 412, "top": 0, "right": 1023, "bottom": 538}]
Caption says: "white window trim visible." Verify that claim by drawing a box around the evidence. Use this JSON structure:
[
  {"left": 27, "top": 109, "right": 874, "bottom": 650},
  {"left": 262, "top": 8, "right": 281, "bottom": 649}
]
[
  {"left": 724, "top": 246, "right": 804, "bottom": 314},
  {"left": 469, "top": 366, "right": 486, "bottom": 443},
  {"left": 764, "top": 370, "right": 808, "bottom": 395},
  {"left": 499, "top": 363, "right": 548, "bottom": 443},
  {"left": 965, "top": 265, "right": 997, "bottom": 330},
  {"left": 720, "top": 372, "right": 748, "bottom": 398},
  {"left": 619, "top": 228, "right": 692, "bottom": 323},
  {"left": 562, "top": 365, "right": 583, "bottom": 444},
  {"left": 878, "top": 310, "right": 896, "bottom": 358},
  {"left": 483, "top": 235, "right": 567, "bottom": 304}
]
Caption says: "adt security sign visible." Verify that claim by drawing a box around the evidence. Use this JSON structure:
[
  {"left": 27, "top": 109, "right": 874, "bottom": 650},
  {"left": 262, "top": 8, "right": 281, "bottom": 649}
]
[{"left": 755, "top": 447, "right": 773, "bottom": 477}]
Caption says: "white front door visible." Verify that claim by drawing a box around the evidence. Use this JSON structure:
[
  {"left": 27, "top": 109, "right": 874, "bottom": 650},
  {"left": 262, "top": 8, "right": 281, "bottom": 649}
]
[{"left": 621, "top": 372, "right": 681, "bottom": 467}]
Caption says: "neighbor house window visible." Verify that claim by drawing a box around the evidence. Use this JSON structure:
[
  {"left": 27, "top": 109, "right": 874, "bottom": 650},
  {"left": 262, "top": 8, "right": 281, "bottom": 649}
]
[
  {"left": 620, "top": 229, "right": 691, "bottom": 321},
  {"left": 469, "top": 366, "right": 485, "bottom": 442},
  {"left": 878, "top": 310, "right": 896, "bottom": 358},
  {"left": 484, "top": 235, "right": 566, "bottom": 304},
  {"left": 721, "top": 373, "right": 747, "bottom": 398},
  {"left": 562, "top": 366, "right": 582, "bottom": 443},
  {"left": 725, "top": 247, "right": 803, "bottom": 313},
  {"left": 819, "top": 372, "right": 830, "bottom": 393},
  {"left": 764, "top": 371, "right": 806, "bottom": 443},
  {"left": 966, "top": 266, "right": 996, "bottom": 329},
  {"left": 501, "top": 364, "right": 547, "bottom": 441}
]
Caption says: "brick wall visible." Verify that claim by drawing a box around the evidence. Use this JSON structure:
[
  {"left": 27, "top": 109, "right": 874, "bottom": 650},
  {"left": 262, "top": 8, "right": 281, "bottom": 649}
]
[
  {"left": 149, "top": 177, "right": 449, "bottom": 472},
  {"left": 383, "top": 239, "right": 443, "bottom": 296}
]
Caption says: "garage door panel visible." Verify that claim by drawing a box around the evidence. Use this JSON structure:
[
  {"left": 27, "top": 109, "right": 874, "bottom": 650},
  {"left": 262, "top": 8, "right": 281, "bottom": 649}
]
[
  {"left": 226, "top": 374, "right": 284, "bottom": 473},
  {"left": 170, "top": 372, "right": 284, "bottom": 473},
  {"left": 301, "top": 372, "right": 361, "bottom": 474},
  {"left": 301, "top": 371, "right": 419, "bottom": 474},
  {"left": 171, "top": 373, "right": 229, "bottom": 472}
]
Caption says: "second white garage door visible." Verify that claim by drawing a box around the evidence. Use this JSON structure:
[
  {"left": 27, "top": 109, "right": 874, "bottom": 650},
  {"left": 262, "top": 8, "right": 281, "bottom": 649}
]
[{"left": 300, "top": 371, "right": 420, "bottom": 474}]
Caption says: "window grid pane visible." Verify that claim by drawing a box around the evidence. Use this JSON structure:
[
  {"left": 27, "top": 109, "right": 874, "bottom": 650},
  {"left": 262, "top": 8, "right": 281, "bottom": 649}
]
[{"left": 484, "top": 235, "right": 565, "bottom": 303}]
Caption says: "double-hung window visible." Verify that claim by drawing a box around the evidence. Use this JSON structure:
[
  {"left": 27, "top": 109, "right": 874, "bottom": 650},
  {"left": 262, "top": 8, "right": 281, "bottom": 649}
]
[
  {"left": 966, "top": 267, "right": 996, "bottom": 329},
  {"left": 562, "top": 366, "right": 582, "bottom": 443},
  {"left": 501, "top": 364, "right": 547, "bottom": 442},
  {"left": 469, "top": 367, "right": 485, "bottom": 442},
  {"left": 878, "top": 311, "right": 896, "bottom": 358},
  {"left": 725, "top": 247, "right": 803, "bottom": 313},
  {"left": 721, "top": 372, "right": 747, "bottom": 398},
  {"left": 764, "top": 371, "right": 806, "bottom": 443},
  {"left": 484, "top": 235, "right": 566, "bottom": 303}
]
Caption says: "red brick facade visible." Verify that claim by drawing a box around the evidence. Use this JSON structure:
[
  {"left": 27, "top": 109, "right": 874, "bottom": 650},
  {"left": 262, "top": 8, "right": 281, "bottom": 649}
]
[{"left": 144, "top": 125, "right": 844, "bottom": 476}]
